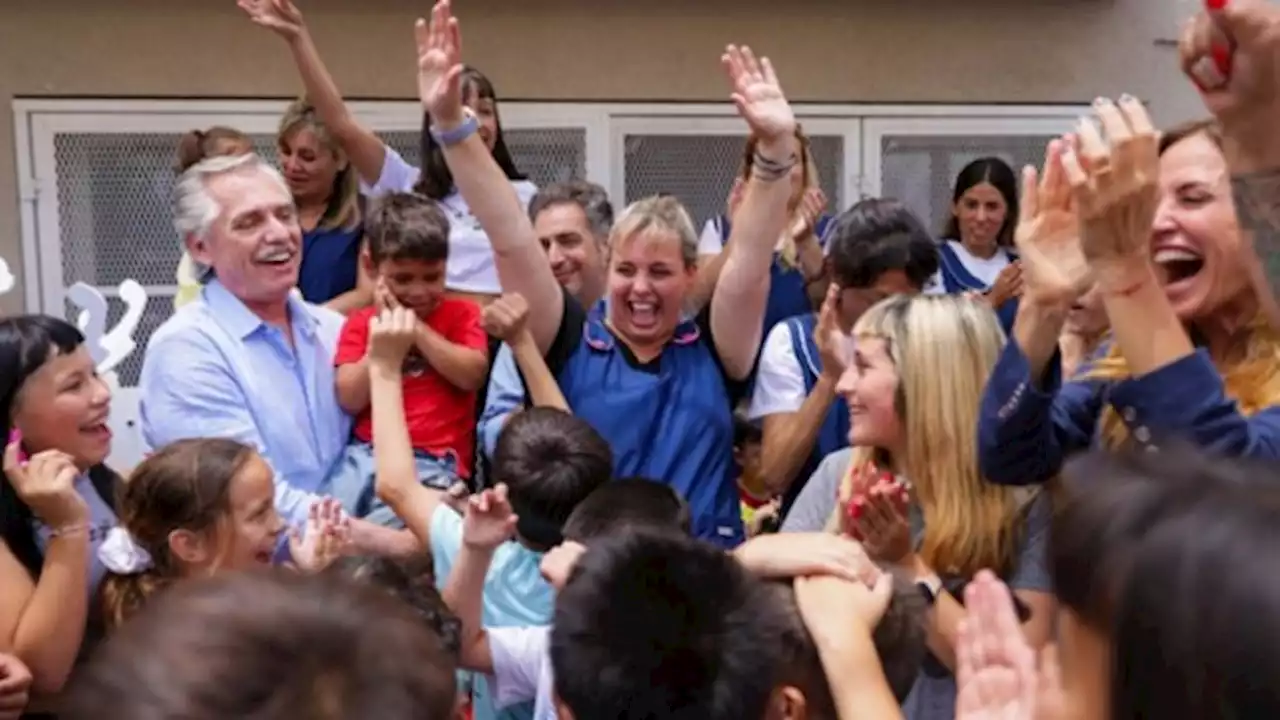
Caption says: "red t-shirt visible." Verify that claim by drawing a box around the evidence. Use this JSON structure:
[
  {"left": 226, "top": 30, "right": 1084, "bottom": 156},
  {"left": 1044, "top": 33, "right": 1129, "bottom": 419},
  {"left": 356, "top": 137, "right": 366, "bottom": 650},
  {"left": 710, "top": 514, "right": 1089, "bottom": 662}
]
[{"left": 334, "top": 300, "right": 488, "bottom": 477}]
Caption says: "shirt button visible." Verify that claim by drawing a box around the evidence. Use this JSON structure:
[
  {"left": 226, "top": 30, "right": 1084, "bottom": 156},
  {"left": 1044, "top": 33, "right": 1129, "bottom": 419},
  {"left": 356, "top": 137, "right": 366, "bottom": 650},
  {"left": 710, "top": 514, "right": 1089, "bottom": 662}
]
[
  {"left": 1134, "top": 426, "right": 1151, "bottom": 444},
  {"left": 1121, "top": 407, "right": 1137, "bottom": 423}
]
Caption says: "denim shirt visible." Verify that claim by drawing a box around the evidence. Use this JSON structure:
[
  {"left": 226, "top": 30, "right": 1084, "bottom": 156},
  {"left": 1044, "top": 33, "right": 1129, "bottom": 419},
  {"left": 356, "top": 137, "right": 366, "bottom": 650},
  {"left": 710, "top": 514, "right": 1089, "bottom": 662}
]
[
  {"left": 139, "top": 280, "right": 352, "bottom": 524},
  {"left": 479, "top": 344, "right": 525, "bottom": 460},
  {"left": 978, "top": 338, "right": 1280, "bottom": 486}
]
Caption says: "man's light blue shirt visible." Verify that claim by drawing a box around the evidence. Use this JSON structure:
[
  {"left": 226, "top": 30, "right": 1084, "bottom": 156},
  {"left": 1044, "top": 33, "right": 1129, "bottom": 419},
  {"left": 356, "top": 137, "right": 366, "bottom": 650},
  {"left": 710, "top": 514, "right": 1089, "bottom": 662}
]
[
  {"left": 479, "top": 343, "right": 525, "bottom": 459},
  {"left": 139, "top": 280, "right": 352, "bottom": 524}
]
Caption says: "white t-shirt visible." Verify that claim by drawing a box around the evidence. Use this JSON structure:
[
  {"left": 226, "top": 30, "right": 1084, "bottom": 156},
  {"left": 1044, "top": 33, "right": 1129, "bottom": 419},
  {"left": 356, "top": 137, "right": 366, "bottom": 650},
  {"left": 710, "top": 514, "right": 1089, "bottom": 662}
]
[
  {"left": 697, "top": 217, "right": 728, "bottom": 256},
  {"left": 748, "top": 321, "right": 810, "bottom": 420},
  {"left": 925, "top": 239, "right": 1013, "bottom": 294},
  {"left": 361, "top": 146, "right": 538, "bottom": 295},
  {"left": 489, "top": 625, "right": 556, "bottom": 720}
]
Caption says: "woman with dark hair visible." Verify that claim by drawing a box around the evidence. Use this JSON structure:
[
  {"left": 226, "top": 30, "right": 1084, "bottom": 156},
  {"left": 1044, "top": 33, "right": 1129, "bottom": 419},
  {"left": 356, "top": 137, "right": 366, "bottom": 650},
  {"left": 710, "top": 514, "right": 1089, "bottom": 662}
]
[
  {"left": 239, "top": 0, "right": 534, "bottom": 307},
  {"left": 0, "top": 316, "right": 119, "bottom": 695},
  {"left": 932, "top": 157, "right": 1023, "bottom": 332}
]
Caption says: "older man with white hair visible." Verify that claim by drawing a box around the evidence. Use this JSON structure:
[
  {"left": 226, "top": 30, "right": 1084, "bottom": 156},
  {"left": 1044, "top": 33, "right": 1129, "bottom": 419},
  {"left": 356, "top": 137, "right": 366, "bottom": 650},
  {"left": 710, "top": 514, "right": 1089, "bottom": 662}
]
[{"left": 139, "top": 153, "right": 412, "bottom": 554}]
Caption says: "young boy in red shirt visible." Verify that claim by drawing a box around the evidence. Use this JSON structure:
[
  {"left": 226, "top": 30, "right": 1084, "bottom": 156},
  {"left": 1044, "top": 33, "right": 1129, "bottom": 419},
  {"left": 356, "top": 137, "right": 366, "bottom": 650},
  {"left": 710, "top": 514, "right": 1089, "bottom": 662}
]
[{"left": 329, "top": 192, "right": 489, "bottom": 527}]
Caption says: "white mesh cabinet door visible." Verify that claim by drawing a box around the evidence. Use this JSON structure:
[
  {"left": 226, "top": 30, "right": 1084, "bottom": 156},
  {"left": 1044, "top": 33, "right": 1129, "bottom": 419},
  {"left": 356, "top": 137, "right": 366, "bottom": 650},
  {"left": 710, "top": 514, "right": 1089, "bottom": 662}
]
[{"left": 863, "top": 117, "right": 1079, "bottom": 236}]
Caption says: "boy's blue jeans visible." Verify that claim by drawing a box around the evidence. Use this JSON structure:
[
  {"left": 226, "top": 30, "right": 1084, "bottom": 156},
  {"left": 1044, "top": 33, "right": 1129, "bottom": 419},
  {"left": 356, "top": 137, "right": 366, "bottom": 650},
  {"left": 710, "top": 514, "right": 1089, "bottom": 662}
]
[{"left": 325, "top": 442, "right": 460, "bottom": 528}]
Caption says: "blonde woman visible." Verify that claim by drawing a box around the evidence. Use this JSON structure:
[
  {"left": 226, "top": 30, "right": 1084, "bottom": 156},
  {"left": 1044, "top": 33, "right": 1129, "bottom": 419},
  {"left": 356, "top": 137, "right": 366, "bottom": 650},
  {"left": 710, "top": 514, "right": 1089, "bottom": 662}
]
[
  {"left": 174, "top": 101, "right": 372, "bottom": 314},
  {"left": 788, "top": 294, "right": 1054, "bottom": 720},
  {"left": 691, "top": 128, "right": 830, "bottom": 327},
  {"left": 412, "top": 0, "right": 794, "bottom": 547}
]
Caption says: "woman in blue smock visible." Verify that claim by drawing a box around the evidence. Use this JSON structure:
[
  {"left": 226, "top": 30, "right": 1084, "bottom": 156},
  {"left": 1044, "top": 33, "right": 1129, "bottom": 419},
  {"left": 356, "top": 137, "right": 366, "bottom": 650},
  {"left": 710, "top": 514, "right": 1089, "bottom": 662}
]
[
  {"left": 692, "top": 127, "right": 833, "bottom": 334},
  {"left": 930, "top": 156, "right": 1022, "bottom": 333},
  {"left": 424, "top": 38, "right": 801, "bottom": 548},
  {"left": 979, "top": 113, "right": 1280, "bottom": 488}
]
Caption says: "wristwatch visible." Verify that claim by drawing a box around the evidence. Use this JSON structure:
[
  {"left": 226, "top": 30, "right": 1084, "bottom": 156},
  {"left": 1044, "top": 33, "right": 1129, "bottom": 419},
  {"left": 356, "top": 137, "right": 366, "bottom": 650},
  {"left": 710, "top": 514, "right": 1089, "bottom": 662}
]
[
  {"left": 430, "top": 109, "right": 479, "bottom": 147},
  {"left": 917, "top": 573, "right": 944, "bottom": 606}
]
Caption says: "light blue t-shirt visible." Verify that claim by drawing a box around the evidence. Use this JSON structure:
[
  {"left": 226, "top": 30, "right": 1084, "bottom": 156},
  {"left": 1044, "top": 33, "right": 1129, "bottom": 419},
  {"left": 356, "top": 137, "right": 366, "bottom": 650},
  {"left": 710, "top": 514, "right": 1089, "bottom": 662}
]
[
  {"left": 431, "top": 505, "right": 553, "bottom": 720},
  {"left": 33, "top": 474, "right": 118, "bottom": 594}
]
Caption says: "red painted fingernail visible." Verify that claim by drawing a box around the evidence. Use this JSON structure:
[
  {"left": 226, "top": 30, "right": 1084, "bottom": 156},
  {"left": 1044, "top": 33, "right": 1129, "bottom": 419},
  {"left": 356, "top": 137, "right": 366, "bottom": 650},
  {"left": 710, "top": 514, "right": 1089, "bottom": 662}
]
[
  {"left": 1205, "top": 0, "right": 1227, "bottom": 10},
  {"left": 6, "top": 429, "right": 18, "bottom": 445},
  {"left": 1211, "top": 44, "right": 1233, "bottom": 77}
]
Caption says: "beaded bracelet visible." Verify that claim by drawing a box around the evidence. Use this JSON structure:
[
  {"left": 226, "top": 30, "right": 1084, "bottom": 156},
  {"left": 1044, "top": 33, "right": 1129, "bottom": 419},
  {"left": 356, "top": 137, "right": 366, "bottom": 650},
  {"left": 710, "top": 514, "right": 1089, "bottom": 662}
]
[{"left": 751, "top": 150, "right": 798, "bottom": 182}]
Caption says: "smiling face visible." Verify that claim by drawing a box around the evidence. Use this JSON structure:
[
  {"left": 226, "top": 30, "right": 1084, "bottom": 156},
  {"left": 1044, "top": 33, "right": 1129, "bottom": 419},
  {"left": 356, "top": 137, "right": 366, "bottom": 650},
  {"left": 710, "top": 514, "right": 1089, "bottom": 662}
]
[
  {"left": 277, "top": 124, "right": 343, "bottom": 206},
  {"left": 835, "top": 336, "right": 903, "bottom": 452},
  {"left": 168, "top": 452, "right": 284, "bottom": 576},
  {"left": 11, "top": 344, "right": 112, "bottom": 470},
  {"left": 1149, "top": 132, "right": 1250, "bottom": 323},
  {"left": 186, "top": 164, "right": 302, "bottom": 309},
  {"left": 607, "top": 230, "right": 696, "bottom": 347},
  {"left": 952, "top": 181, "right": 1009, "bottom": 256},
  {"left": 535, "top": 201, "right": 606, "bottom": 302}
]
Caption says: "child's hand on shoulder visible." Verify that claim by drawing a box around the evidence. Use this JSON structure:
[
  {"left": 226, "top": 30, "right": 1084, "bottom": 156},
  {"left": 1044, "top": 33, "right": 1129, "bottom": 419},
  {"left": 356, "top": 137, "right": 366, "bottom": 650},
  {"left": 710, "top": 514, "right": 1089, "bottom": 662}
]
[
  {"left": 482, "top": 293, "right": 530, "bottom": 344},
  {"left": 368, "top": 305, "right": 418, "bottom": 370},
  {"left": 462, "top": 483, "right": 518, "bottom": 552}
]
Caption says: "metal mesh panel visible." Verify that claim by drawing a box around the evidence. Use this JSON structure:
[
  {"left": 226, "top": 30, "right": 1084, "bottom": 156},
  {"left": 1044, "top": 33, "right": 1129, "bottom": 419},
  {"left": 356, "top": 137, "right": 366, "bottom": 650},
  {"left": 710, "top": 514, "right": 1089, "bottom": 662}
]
[
  {"left": 622, "top": 133, "right": 844, "bottom": 231},
  {"left": 61, "top": 293, "right": 169, "bottom": 388},
  {"left": 878, "top": 134, "right": 1053, "bottom": 237},
  {"left": 53, "top": 132, "right": 280, "bottom": 288},
  {"left": 379, "top": 127, "right": 587, "bottom": 188}
]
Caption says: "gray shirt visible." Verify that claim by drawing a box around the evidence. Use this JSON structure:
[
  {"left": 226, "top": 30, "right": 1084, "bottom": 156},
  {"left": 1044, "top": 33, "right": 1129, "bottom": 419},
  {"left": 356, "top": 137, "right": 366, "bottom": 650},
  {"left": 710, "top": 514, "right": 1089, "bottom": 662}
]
[{"left": 780, "top": 448, "right": 1054, "bottom": 720}]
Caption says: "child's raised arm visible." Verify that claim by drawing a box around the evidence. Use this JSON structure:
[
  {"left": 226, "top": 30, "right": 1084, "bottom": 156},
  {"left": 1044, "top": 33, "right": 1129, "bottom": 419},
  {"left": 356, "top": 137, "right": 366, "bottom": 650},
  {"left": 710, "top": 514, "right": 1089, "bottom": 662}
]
[
  {"left": 483, "top": 294, "right": 569, "bottom": 412},
  {"left": 442, "top": 484, "right": 518, "bottom": 674},
  {"left": 370, "top": 307, "right": 447, "bottom": 549}
]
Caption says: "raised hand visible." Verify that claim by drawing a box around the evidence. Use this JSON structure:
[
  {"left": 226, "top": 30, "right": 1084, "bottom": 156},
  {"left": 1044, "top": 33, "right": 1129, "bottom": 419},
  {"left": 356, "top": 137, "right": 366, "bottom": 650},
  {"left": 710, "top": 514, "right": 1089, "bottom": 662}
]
[
  {"left": 735, "top": 532, "right": 882, "bottom": 585},
  {"left": 955, "top": 571, "right": 1042, "bottom": 720},
  {"left": 1179, "top": 0, "right": 1280, "bottom": 158},
  {"left": 3, "top": 432, "right": 87, "bottom": 531},
  {"left": 367, "top": 306, "right": 418, "bottom": 369},
  {"left": 1060, "top": 97, "right": 1159, "bottom": 278},
  {"left": 721, "top": 45, "right": 796, "bottom": 144},
  {"left": 481, "top": 293, "right": 530, "bottom": 343},
  {"left": 461, "top": 483, "right": 518, "bottom": 551},
  {"left": 415, "top": 0, "right": 466, "bottom": 126},
  {"left": 792, "top": 187, "right": 828, "bottom": 240},
  {"left": 814, "top": 284, "right": 848, "bottom": 380},
  {"left": 289, "top": 498, "right": 351, "bottom": 573},
  {"left": 1016, "top": 139, "right": 1092, "bottom": 308},
  {"left": 236, "top": 0, "right": 305, "bottom": 40}
]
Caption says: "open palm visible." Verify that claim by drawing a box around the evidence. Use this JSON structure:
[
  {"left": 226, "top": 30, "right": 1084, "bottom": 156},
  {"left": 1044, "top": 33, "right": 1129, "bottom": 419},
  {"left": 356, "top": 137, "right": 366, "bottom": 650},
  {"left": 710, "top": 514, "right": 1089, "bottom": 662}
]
[
  {"left": 955, "top": 572, "right": 1040, "bottom": 720},
  {"left": 415, "top": 0, "right": 465, "bottom": 122},
  {"left": 236, "top": 0, "right": 304, "bottom": 39},
  {"left": 1016, "top": 139, "right": 1091, "bottom": 306},
  {"left": 722, "top": 45, "right": 795, "bottom": 142}
]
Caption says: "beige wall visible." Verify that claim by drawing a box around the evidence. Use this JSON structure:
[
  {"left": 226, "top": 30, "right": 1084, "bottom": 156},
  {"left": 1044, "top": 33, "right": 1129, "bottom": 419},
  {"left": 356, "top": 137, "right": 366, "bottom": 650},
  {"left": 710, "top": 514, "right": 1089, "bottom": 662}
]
[{"left": 0, "top": 0, "right": 1206, "bottom": 313}]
